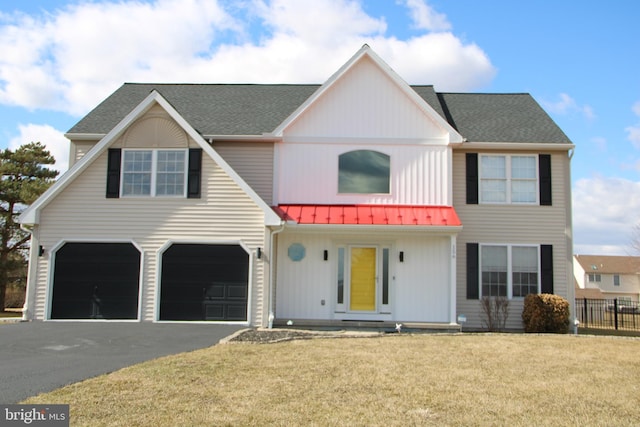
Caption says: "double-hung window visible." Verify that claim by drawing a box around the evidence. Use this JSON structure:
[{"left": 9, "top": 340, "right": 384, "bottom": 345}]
[
  {"left": 480, "top": 155, "right": 537, "bottom": 204},
  {"left": 122, "top": 149, "right": 187, "bottom": 197},
  {"left": 480, "top": 244, "right": 540, "bottom": 298}
]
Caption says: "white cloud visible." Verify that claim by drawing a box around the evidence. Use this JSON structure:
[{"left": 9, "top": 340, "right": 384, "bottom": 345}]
[
  {"left": 0, "top": 0, "right": 495, "bottom": 116},
  {"left": 9, "top": 124, "right": 69, "bottom": 173},
  {"left": 625, "top": 101, "right": 640, "bottom": 149},
  {"left": 573, "top": 176, "right": 640, "bottom": 255},
  {"left": 542, "top": 93, "right": 595, "bottom": 121},
  {"left": 402, "top": 0, "right": 451, "bottom": 32}
]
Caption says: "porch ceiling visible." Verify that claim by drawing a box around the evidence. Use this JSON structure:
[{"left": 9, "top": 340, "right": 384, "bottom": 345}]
[{"left": 273, "top": 204, "right": 461, "bottom": 226}]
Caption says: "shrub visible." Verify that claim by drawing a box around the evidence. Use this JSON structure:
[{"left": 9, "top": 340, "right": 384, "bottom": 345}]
[
  {"left": 522, "top": 294, "right": 570, "bottom": 333},
  {"left": 480, "top": 296, "right": 510, "bottom": 331}
]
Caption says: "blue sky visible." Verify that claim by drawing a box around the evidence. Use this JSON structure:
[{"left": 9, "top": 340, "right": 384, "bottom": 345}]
[{"left": 1, "top": 0, "right": 639, "bottom": 255}]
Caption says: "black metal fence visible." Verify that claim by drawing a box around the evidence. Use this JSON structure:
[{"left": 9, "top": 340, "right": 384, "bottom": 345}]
[{"left": 575, "top": 298, "right": 640, "bottom": 331}]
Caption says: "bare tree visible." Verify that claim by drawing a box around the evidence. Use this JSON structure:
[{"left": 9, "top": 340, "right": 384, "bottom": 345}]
[{"left": 631, "top": 222, "right": 640, "bottom": 255}]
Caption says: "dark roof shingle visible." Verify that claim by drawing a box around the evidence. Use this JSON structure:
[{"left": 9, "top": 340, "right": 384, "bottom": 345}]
[{"left": 68, "top": 83, "right": 572, "bottom": 144}]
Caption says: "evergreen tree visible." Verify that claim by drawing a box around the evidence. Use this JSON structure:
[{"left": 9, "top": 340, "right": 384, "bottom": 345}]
[{"left": 0, "top": 142, "right": 58, "bottom": 311}]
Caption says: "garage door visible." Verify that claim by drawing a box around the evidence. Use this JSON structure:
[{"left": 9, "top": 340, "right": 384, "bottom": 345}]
[
  {"left": 160, "top": 244, "right": 249, "bottom": 321},
  {"left": 50, "top": 243, "right": 141, "bottom": 319}
]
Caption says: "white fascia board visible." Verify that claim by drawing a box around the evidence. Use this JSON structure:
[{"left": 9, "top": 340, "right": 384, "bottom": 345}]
[
  {"left": 270, "top": 45, "right": 370, "bottom": 136},
  {"left": 20, "top": 90, "right": 283, "bottom": 227},
  {"left": 19, "top": 91, "right": 161, "bottom": 225},
  {"left": 454, "top": 142, "right": 575, "bottom": 151},
  {"left": 270, "top": 45, "right": 464, "bottom": 143},
  {"left": 63, "top": 133, "right": 105, "bottom": 141},
  {"left": 203, "top": 134, "right": 282, "bottom": 142},
  {"left": 144, "top": 95, "right": 283, "bottom": 226},
  {"left": 281, "top": 223, "right": 463, "bottom": 235},
  {"left": 360, "top": 49, "right": 463, "bottom": 144}
]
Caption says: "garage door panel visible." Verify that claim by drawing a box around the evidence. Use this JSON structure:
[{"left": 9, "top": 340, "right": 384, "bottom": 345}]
[
  {"left": 160, "top": 244, "right": 249, "bottom": 321},
  {"left": 51, "top": 243, "right": 140, "bottom": 320}
]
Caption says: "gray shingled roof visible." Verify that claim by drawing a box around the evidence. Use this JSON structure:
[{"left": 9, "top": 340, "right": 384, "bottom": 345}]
[{"left": 68, "top": 83, "right": 572, "bottom": 144}]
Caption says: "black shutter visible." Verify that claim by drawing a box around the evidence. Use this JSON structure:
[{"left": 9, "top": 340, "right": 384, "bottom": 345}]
[
  {"left": 106, "top": 148, "right": 121, "bottom": 198},
  {"left": 539, "top": 154, "right": 552, "bottom": 206},
  {"left": 187, "top": 148, "right": 202, "bottom": 198},
  {"left": 540, "top": 245, "right": 554, "bottom": 294},
  {"left": 466, "top": 153, "right": 478, "bottom": 204},
  {"left": 467, "top": 243, "right": 479, "bottom": 299}
]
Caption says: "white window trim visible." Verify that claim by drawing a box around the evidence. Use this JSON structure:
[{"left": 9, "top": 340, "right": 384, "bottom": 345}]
[
  {"left": 479, "top": 154, "right": 539, "bottom": 205},
  {"left": 335, "top": 243, "right": 392, "bottom": 314},
  {"left": 479, "top": 243, "right": 541, "bottom": 299},
  {"left": 337, "top": 149, "right": 392, "bottom": 195},
  {"left": 121, "top": 149, "right": 188, "bottom": 198}
]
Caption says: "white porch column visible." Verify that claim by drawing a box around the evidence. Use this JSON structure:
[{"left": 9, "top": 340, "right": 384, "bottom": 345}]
[{"left": 450, "top": 235, "right": 457, "bottom": 324}]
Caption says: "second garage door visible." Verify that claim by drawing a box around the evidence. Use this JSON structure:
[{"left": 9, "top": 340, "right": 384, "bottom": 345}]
[{"left": 159, "top": 244, "right": 249, "bottom": 321}]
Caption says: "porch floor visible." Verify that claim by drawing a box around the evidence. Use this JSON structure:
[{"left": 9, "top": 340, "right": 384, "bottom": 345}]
[{"left": 271, "top": 319, "right": 461, "bottom": 333}]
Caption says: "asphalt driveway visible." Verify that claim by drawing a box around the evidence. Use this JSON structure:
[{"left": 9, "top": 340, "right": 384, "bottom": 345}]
[{"left": 0, "top": 321, "right": 242, "bottom": 403}]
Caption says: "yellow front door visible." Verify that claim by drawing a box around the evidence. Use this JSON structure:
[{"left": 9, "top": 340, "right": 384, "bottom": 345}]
[{"left": 350, "top": 247, "right": 376, "bottom": 311}]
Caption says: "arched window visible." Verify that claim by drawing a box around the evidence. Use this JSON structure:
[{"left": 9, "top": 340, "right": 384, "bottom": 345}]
[{"left": 338, "top": 150, "right": 390, "bottom": 194}]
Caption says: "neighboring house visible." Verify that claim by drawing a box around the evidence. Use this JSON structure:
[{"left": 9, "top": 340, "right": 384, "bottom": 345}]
[
  {"left": 19, "top": 45, "right": 575, "bottom": 330},
  {"left": 574, "top": 255, "right": 640, "bottom": 302}
]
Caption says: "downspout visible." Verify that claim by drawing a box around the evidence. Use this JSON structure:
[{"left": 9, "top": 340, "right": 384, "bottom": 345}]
[
  {"left": 567, "top": 148, "right": 577, "bottom": 334},
  {"left": 20, "top": 224, "right": 37, "bottom": 321},
  {"left": 268, "top": 224, "right": 285, "bottom": 329}
]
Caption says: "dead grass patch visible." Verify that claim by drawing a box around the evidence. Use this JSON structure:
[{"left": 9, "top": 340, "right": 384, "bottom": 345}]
[{"left": 23, "top": 333, "right": 640, "bottom": 426}]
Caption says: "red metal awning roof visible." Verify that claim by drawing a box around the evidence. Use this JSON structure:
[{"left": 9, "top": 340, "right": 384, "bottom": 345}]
[{"left": 273, "top": 205, "right": 462, "bottom": 227}]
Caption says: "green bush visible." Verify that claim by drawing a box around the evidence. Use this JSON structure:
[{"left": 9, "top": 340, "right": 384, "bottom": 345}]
[{"left": 522, "top": 294, "right": 570, "bottom": 333}]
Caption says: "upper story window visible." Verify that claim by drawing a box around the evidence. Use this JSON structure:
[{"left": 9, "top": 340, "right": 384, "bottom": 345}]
[
  {"left": 338, "top": 150, "right": 390, "bottom": 194},
  {"left": 614, "top": 274, "right": 620, "bottom": 286},
  {"left": 588, "top": 273, "right": 601, "bottom": 282},
  {"left": 480, "top": 155, "right": 537, "bottom": 204},
  {"left": 107, "top": 148, "right": 202, "bottom": 199},
  {"left": 466, "top": 153, "right": 551, "bottom": 206},
  {"left": 122, "top": 150, "right": 186, "bottom": 197}
]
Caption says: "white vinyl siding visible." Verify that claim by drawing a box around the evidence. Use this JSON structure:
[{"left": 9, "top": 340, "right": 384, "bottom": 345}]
[
  {"left": 277, "top": 144, "right": 450, "bottom": 205},
  {"left": 285, "top": 56, "right": 447, "bottom": 140},
  {"left": 276, "top": 232, "right": 452, "bottom": 323}
]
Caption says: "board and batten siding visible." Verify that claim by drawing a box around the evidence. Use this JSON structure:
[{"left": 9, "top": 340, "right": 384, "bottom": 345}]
[
  {"left": 452, "top": 149, "right": 574, "bottom": 330},
  {"left": 275, "top": 231, "right": 453, "bottom": 323},
  {"left": 285, "top": 56, "right": 447, "bottom": 140},
  {"left": 212, "top": 142, "right": 274, "bottom": 205},
  {"left": 276, "top": 143, "right": 451, "bottom": 205},
  {"left": 31, "top": 136, "right": 268, "bottom": 325}
]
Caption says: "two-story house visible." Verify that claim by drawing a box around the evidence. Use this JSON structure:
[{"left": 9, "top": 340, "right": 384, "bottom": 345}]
[
  {"left": 574, "top": 255, "right": 640, "bottom": 303},
  {"left": 19, "top": 45, "right": 575, "bottom": 330}
]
